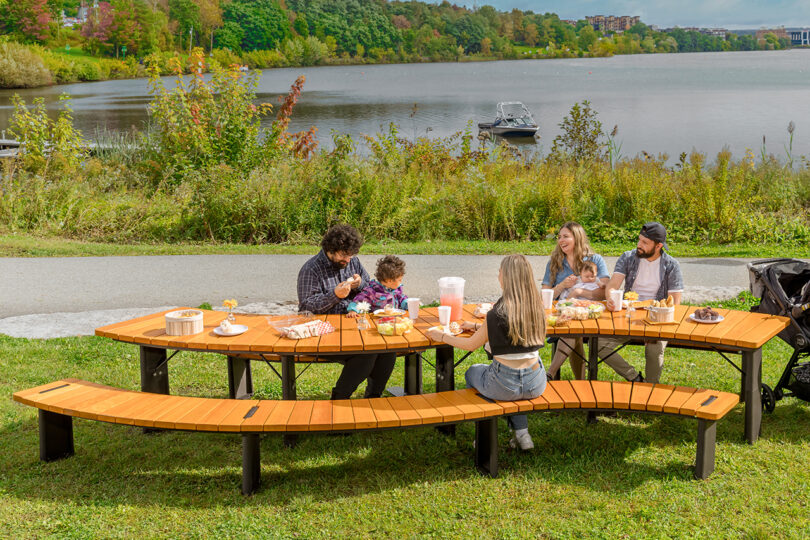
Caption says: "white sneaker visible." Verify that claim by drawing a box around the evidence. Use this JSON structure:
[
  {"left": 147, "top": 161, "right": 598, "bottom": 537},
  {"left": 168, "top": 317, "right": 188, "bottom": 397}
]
[{"left": 508, "top": 431, "right": 534, "bottom": 451}]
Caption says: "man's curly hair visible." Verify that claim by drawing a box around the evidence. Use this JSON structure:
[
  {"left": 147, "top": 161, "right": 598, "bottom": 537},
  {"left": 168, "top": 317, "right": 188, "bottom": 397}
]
[
  {"left": 375, "top": 255, "right": 406, "bottom": 282},
  {"left": 321, "top": 224, "right": 364, "bottom": 255}
]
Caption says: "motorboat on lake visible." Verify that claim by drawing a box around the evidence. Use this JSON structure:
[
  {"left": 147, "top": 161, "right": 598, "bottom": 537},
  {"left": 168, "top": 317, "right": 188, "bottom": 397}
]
[{"left": 478, "top": 102, "right": 539, "bottom": 137}]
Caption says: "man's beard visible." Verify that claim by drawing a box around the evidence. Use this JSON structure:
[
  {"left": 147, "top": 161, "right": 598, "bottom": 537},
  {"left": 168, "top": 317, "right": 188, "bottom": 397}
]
[
  {"left": 331, "top": 259, "right": 349, "bottom": 269},
  {"left": 636, "top": 247, "right": 654, "bottom": 259}
]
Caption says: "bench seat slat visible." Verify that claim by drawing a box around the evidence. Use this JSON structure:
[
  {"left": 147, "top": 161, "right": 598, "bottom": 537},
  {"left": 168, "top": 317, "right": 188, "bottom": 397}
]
[
  {"left": 368, "top": 399, "right": 400, "bottom": 427},
  {"left": 527, "top": 393, "right": 550, "bottom": 411},
  {"left": 216, "top": 401, "right": 261, "bottom": 432},
  {"left": 569, "top": 380, "right": 597, "bottom": 408},
  {"left": 240, "top": 400, "right": 279, "bottom": 431},
  {"left": 194, "top": 400, "right": 243, "bottom": 431},
  {"left": 630, "top": 383, "right": 654, "bottom": 411},
  {"left": 645, "top": 384, "right": 676, "bottom": 412},
  {"left": 590, "top": 381, "right": 613, "bottom": 408},
  {"left": 663, "top": 386, "right": 699, "bottom": 414},
  {"left": 262, "top": 401, "right": 297, "bottom": 432},
  {"left": 548, "top": 381, "right": 581, "bottom": 408},
  {"left": 696, "top": 392, "right": 739, "bottom": 420},
  {"left": 437, "top": 390, "right": 490, "bottom": 419},
  {"left": 385, "top": 396, "right": 422, "bottom": 426},
  {"left": 350, "top": 399, "right": 379, "bottom": 429},
  {"left": 287, "top": 401, "right": 316, "bottom": 431},
  {"left": 399, "top": 394, "right": 444, "bottom": 424},
  {"left": 535, "top": 384, "right": 564, "bottom": 409},
  {"left": 612, "top": 382, "right": 633, "bottom": 409},
  {"left": 152, "top": 397, "right": 211, "bottom": 429},
  {"left": 679, "top": 389, "right": 716, "bottom": 416},
  {"left": 420, "top": 394, "right": 465, "bottom": 423},
  {"left": 98, "top": 393, "right": 172, "bottom": 425},
  {"left": 308, "top": 401, "right": 334, "bottom": 431}
]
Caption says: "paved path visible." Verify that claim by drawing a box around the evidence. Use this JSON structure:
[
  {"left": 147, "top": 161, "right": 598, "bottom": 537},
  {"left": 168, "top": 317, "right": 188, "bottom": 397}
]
[{"left": 2, "top": 254, "right": 790, "bottom": 318}]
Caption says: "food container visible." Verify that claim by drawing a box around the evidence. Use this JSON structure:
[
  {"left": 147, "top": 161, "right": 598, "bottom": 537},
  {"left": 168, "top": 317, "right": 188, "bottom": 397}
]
[
  {"left": 377, "top": 316, "right": 413, "bottom": 336},
  {"left": 267, "top": 311, "right": 334, "bottom": 339},
  {"left": 165, "top": 309, "right": 204, "bottom": 336},
  {"left": 647, "top": 306, "right": 675, "bottom": 323}
]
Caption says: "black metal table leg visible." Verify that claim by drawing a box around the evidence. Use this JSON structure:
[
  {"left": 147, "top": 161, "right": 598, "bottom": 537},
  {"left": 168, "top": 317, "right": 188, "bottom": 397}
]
[
  {"left": 694, "top": 418, "right": 717, "bottom": 479},
  {"left": 474, "top": 418, "right": 498, "bottom": 478},
  {"left": 742, "top": 348, "right": 762, "bottom": 444},
  {"left": 404, "top": 353, "right": 423, "bottom": 395},
  {"left": 39, "top": 410, "right": 74, "bottom": 462},
  {"left": 436, "top": 346, "right": 456, "bottom": 436},
  {"left": 242, "top": 434, "right": 261, "bottom": 495},
  {"left": 227, "top": 356, "right": 254, "bottom": 399},
  {"left": 587, "top": 337, "right": 599, "bottom": 424},
  {"left": 140, "top": 346, "right": 169, "bottom": 434},
  {"left": 281, "top": 355, "right": 297, "bottom": 448}
]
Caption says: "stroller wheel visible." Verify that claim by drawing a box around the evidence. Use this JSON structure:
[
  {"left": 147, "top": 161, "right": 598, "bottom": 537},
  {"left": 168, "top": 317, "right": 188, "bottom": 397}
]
[{"left": 761, "top": 384, "right": 777, "bottom": 414}]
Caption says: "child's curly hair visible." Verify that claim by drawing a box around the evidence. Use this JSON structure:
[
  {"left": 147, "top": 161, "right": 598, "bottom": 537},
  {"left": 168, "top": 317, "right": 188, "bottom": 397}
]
[
  {"left": 580, "top": 260, "right": 598, "bottom": 275},
  {"left": 375, "top": 255, "right": 406, "bottom": 282}
]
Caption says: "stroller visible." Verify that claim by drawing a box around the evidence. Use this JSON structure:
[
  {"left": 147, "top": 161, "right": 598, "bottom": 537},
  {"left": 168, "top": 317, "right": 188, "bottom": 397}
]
[{"left": 748, "top": 258, "right": 810, "bottom": 413}]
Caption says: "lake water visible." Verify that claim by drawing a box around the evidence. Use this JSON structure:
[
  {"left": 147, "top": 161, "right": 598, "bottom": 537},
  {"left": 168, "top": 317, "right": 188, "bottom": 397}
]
[{"left": 2, "top": 50, "right": 809, "bottom": 160}]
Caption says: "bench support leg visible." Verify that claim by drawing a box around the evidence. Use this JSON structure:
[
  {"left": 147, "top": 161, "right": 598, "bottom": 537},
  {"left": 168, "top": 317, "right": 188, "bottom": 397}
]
[
  {"left": 587, "top": 337, "right": 600, "bottom": 424},
  {"left": 39, "top": 410, "right": 74, "bottom": 462},
  {"left": 242, "top": 434, "right": 261, "bottom": 495},
  {"left": 227, "top": 356, "right": 254, "bottom": 399},
  {"left": 281, "top": 355, "right": 297, "bottom": 448},
  {"left": 474, "top": 418, "right": 498, "bottom": 478},
  {"left": 694, "top": 418, "right": 717, "bottom": 479},
  {"left": 742, "top": 348, "right": 762, "bottom": 444},
  {"left": 140, "top": 346, "right": 170, "bottom": 434},
  {"left": 436, "top": 346, "right": 456, "bottom": 436},
  {"left": 404, "top": 353, "right": 422, "bottom": 396}
]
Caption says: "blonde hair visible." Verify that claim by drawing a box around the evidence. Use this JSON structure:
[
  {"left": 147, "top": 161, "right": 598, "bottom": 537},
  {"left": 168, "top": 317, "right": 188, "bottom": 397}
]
[
  {"left": 497, "top": 254, "right": 546, "bottom": 347},
  {"left": 548, "top": 221, "right": 595, "bottom": 285}
]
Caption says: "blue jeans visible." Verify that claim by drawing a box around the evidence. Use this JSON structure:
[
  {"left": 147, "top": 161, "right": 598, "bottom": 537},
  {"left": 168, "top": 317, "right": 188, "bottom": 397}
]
[{"left": 465, "top": 360, "right": 547, "bottom": 430}]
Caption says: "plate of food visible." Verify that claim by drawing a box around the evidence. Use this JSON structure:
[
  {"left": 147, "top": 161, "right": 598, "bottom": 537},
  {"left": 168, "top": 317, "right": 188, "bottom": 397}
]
[
  {"left": 373, "top": 307, "right": 406, "bottom": 317},
  {"left": 690, "top": 307, "right": 724, "bottom": 324},
  {"left": 214, "top": 323, "right": 248, "bottom": 336},
  {"left": 473, "top": 303, "right": 493, "bottom": 318},
  {"left": 428, "top": 322, "right": 463, "bottom": 336}
]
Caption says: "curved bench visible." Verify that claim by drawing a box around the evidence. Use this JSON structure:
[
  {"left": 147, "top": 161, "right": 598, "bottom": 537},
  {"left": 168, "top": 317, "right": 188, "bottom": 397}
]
[{"left": 12, "top": 379, "right": 739, "bottom": 494}]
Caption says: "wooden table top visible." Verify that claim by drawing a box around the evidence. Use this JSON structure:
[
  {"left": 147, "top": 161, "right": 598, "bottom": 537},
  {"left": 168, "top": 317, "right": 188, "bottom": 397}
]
[{"left": 96, "top": 303, "right": 789, "bottom": 355}]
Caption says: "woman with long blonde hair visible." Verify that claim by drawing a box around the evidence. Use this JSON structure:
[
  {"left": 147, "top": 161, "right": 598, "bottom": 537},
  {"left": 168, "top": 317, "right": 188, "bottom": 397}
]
[
  {"left": 542, "top": 222, "right": 610, "bottom": 380},
  {"left": 427, "top": 254, "right": 547, "bottom": 450}
]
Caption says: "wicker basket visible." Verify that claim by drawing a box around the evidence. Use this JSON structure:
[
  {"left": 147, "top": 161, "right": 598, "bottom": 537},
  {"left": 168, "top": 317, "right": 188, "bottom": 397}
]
[
  {"left": 647, "top": 306, "right": 675, "bottom": 323},
  {"left": 165, "top": 309, "right": 204, "bottom": 336}
]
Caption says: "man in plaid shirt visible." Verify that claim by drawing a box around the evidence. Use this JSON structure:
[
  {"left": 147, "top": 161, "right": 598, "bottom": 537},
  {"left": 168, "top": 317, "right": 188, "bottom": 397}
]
[{"left": 297, "top": 225, "right": 396, "bottom": 399}]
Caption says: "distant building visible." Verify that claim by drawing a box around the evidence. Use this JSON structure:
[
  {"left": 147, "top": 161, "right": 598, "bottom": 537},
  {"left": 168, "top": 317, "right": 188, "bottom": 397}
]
[
  {"left": 585, "top": 15, "right": 640, "bottom": 33},
  {"left": 755, "top": 27, "right": 788, "bottom": 42},
  {"left": 790, "top": 29, "right": 809, "bottom": 45},
  {"left": 704, "top": 28, "right": 728, "bottom": 38},
  {"left": 562, "top": 19, "right": 578, "bottom": 27}
]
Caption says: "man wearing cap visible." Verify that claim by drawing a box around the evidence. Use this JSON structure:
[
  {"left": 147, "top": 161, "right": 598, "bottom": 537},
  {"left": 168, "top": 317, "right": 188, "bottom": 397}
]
[{"left": 599, "top": 222, "right": 684, "bottom": 383}]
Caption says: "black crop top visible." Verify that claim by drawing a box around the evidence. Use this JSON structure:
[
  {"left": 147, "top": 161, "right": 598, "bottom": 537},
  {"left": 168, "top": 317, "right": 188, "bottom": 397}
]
[{"left": 485, "top": 299, "right": 543, "bottom": 358}]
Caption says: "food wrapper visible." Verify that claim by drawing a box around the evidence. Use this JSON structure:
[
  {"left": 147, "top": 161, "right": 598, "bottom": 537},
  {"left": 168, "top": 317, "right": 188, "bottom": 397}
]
[{"left": 280, "top": 319, "right": 335, "bottom": 339}]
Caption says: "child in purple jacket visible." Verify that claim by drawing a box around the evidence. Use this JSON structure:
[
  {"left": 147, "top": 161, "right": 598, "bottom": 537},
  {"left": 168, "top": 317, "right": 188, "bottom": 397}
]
[{"left": 347, "top": 255, "right": 408, "bottom": 316}]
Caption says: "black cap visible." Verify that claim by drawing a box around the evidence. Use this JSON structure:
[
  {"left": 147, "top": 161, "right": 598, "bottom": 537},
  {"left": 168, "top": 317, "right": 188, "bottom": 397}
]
[{"left": 639, "top": 222, "right": 668, "bottom": 250}]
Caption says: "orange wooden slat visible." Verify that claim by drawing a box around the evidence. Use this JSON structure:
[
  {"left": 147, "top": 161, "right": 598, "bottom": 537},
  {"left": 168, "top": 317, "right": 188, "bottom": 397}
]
[
  {"left": 385, "top": 396, "right": 422, "bottom": 426},
  {"left": 548, "top": 381, "right": 580, "bottom": 408},
  {"left": 701, "top": 309, "right": 751, "bottom": 345},
  {"left": 331, "top": 399, "right": 356, "bottom": 429},
  {"left": 307, "top": 400, "right": 334, "bottom": 431},
  {"left": 718, "top": 312, "right": 770, "bottom": 346},
  {"left": 679, "top": 389, "right": 716, "bottom": 416},
  {"left": 628, "top": 308, "right": 648, "bottom": 337},
  {"left": 216, "top": 400, "right": 260, "bottom": 432},
  {"left": 340, "top": 316, "right": 365, "bottom": 352},
  {"left": 611, "top": 381, "right": 633, "bottom": 409},
  {"left": 152, "top": 397, "right": 212, "bottom": 429},
  {"left": 439, "top": 389, "right": 492, "bottom": 419},
  {"left": 12, "top": 379, "right": 78, "bottom": 403},
  {"left": 569, "top": 380, "right": 597, "bottom": 408},
  {"left": 695, "top": 392, "right": 740, "bottom": 420},
  {"left": 99, "top": 310, "right": 179, "bottom": 343},
  {"left": 611, "top": 310, "right": 631, "bottom": 336},
  {"left": 359, "top": 317, "right": 388, "bottom": 351},
  {"left": 194, "top": 400, "right": 243, "bottom": 430},
  {"left": 286, "top": 401, "right": 316, "bottom": 431},
  {"left": 735, "top": 317, "right": 790, "bottom": 349},
  {"left": 351, "top": 399, "right": 379, "bottom": 429},
  {"left": 537, "top": 383, "right": 565, "bottom": 409},
  {"left": 420, "top": 393, "right": 466, "bottom": 422},
  {"left": 235, "top": 400, "right": 279, "bottom": 432},
  {"left": 527, "top": 392, "right": 550, "bottom": 411},
  {"left": 664, "top": 306, "right": 698, "bottom": 341},
  {"left": 262, "top": 400, "right": 296, "bottom": 432},
  {"left": 629, "top": 382, "right": 654, "bottom": 411},
  {"left": 491, "top": 399, "right": 519, "bottom": 414},
  {"left": 646, "top": 384, "right": 676, "bottom": 412},
  {"left": 590, "top": 380, "right": 613, "bottom": 408},
  {"left": 14, "top": 381, "right": 92, "bottom": 410},
  {"left": 368, "top": 398, "right": 400, "bottom": 427},
  {"left": 687, "top": 308, "right": 731, "bottom": 342},
  {"left": 662, "top": 386, "right": 699, "bottom": 414},
  {"left": 595, "top": 312, "right": 615, "bottom": 335},
  {"left": 95, "top": 308, "right": 179, "bottom": 339},
  {"left": 399, "top": 394, "right": 444, "bottom": 423},
  {"left": 316, "top": 315, "right": 343, "bottom": 353}
]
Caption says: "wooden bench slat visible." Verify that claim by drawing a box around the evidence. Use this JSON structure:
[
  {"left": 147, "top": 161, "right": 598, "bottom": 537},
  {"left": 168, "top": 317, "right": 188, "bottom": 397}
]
[
  {"left": 385, "top": 396, "right": 423, "bottom": 426},
  {"left": 261, "top": 400, "right": 296, "bottom": 432},
  {"left": 629, "top": 382, "right": 655, "bottom": 411},
  {"left": 537, "top": 383, "right": 565, "bottom": 409},
  {"left": 307, "top": 400, "right": 334, "bottom": 431},
  {"left": 193, "top": 400, "right": 244, "bottom": 430},
  {"left": 420, "top": 393, "right": 465, "bottom": 423},
  {"left": 38, "top": 385, "right": 110, "bottom": 415},
  {"left": 331, "top": 399, "right": 356, "bottom": 429},
  {"left": 695, "top": 392, "right": 740, "bottom": 420},
  {"left": 351, "top": 399, "right": 379, "bottom": 429},
  {"left": 662, "top": 386, "right": 699, "bottom": 414},
  {"left": 527, "top": 392, "right": 550, "bottom": 411},
  {"left": 611, "top": 381, "right": 633, "bottom": 409},
  {"left": 112, "top": 393, "right": 183, "bottom": 426},
  {"left": 12, "top": 379, "right": 80, "bottom": 402},
  {"left": 153, "top": 397, "right": 212, "bottom": 429},
  {"left": 399, "top": 394, "right": 444, "bottom": 423},
  {"left": 548, "top": 381, "right": 581, "bottom": 408},
  {"left": 368, "top": 398, "right": 400, "bottom": 427},
  {"left": 437, "top": 390, "right": 490, "bottom": 419},
  {"left": 590, "top": 380, "right": 613, "bottom": 408},
  {"left": 287, "top": 401, "right": 316, "bottom": 431},
  {"left": 646, "top": 384, "right": 676, "bottom": 412},
  {"left": 216, "top": 400, "right": 262, "bottom": 432},
  {"left": 569, "top": 380, "right": 597, "bottom": 408},
  {"left": 238, "top": 400, "right": 279, "bottom": 432},
  {"left": 679, "top": 389, "right": 717, "bottom": 416}
]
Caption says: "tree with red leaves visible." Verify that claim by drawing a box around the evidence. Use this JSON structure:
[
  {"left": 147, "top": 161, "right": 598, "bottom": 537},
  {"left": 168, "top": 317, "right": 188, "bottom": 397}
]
[{"left": 2, "top": 0, "right": 52, "bottom": 43}]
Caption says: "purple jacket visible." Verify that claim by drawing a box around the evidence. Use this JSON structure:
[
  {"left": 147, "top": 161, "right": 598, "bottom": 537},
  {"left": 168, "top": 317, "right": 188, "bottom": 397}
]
[{"left": 347, "top": 280, "right": 408, "bottom": 313}]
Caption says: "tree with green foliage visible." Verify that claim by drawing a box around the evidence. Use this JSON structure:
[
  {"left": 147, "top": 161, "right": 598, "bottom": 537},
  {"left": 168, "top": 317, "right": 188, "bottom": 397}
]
[{"left": 550, "top": 100, "right": 606, "bottom": 163}]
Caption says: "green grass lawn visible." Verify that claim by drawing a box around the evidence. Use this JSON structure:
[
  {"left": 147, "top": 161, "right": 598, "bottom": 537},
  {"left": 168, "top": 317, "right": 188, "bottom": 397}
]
[
  {"left": 2, "top": 233, "right": 807, "bottom": 258},
  {"left": 2, "top": 314, "right": 809, "bottom": 536}
]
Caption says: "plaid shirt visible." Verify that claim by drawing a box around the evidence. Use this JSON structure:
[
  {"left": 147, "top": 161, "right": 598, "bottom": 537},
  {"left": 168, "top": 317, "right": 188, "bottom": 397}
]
[
  {"left": 297, "top": 250, "right": 371, "bottom": 314},
  {"left": 614, "top": 249, "right": 684, "bottom": 301}
]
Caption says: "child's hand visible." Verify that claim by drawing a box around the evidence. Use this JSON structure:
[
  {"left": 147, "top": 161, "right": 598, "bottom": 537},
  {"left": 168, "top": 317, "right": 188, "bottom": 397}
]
[
  {"left": 562, "top": 275, "right": 577, "bottom": 288},
  {"left": 346, "top": 311, "right": 359, "bottom": 318}
]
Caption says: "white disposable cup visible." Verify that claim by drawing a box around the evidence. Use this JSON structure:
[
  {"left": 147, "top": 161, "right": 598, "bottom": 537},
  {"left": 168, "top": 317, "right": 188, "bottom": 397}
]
[
  {"left": 438, "top": 305, "right": 451, "bottom": 330},
  {"left": 541, "top": 288, "right": 554, "bottom": 311},
  {"left": 407, "top": 298, "right": 421, "bottom": 319},
  {"left": 609, "top": 289, "right": 624, "bottom": 311}
]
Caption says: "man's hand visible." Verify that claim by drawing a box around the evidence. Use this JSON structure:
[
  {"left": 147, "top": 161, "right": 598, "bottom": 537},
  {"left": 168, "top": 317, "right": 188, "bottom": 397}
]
[
  {"left": 605, "top": 289, "right": 618, "bottom": 311},
  {"left": 334, "top": 281, "right": 351, "bottom": 299},
  {"left": 348, "top": 274, "right": 362, "bottom": 289}
]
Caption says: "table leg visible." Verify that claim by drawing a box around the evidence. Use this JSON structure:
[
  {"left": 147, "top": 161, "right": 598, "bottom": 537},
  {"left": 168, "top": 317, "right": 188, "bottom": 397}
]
[
  {"left": 587, "top": 337, "right": 599, "bottom": 424},
  {"left": 404, "top": 353, "right": 423, "bottom": 395},
  {"left": 140, "top": 346, "right": 168, "bottom": 434},
  {"left": 227, "top": 356, "right": 254, "bottom": 399},
  {"left": 281, "top": 355, "right": 297, "bottom": 448},
  {"left": 435, "top": 346, "right": 456, "bottom": 436},
  {"left": 742, "top": 348, "right": 762, "bottom": 444}
]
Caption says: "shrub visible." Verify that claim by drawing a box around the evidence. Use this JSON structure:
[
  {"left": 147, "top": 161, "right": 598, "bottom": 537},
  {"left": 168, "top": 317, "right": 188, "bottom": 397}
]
[{"left": 0, "top": 41, "right": 52, "bottom": 88}]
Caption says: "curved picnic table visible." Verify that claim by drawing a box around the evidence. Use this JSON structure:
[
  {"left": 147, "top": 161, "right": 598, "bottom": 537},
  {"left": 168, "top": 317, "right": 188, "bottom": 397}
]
[{"left": 95, "top": 303, "right": 789, "bottom": 444}]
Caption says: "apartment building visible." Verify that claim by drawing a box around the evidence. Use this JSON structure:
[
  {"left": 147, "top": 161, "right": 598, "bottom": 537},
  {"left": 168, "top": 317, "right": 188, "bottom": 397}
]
[
  {"left": 585, "top": 15, "right": 640, "bottom": 33},
  {"left": 790, "top": 29, "right": 810, "bottom": 45}
]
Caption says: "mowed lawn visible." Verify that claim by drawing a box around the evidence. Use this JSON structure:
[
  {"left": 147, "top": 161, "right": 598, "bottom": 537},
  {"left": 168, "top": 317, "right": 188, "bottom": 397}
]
[{"left": 2, "top": 330, "right": 809, "bottom": 537}]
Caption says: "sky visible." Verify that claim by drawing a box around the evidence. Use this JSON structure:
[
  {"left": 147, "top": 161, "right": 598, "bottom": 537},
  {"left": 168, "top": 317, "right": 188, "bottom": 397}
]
[{"left": 452, "top": 1, "right": 810, "bottom": 29}]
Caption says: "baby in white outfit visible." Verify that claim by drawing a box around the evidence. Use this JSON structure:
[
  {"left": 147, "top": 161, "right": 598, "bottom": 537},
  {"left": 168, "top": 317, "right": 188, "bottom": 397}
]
[{"left": 558, "top": 263, "right": 602, "bottom": 300}]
